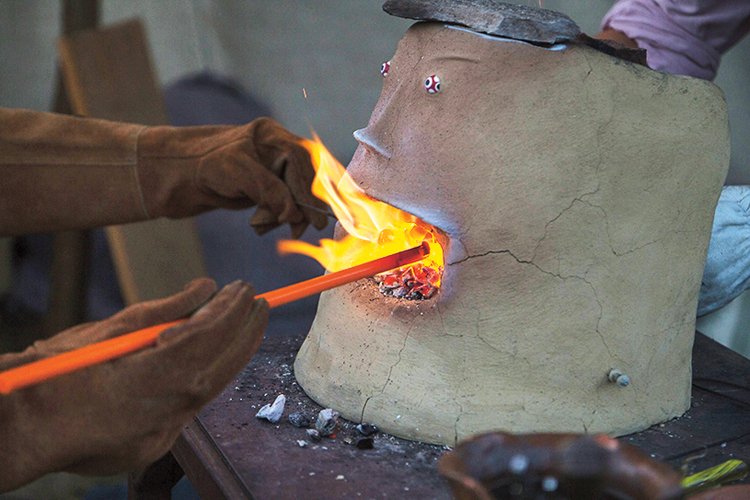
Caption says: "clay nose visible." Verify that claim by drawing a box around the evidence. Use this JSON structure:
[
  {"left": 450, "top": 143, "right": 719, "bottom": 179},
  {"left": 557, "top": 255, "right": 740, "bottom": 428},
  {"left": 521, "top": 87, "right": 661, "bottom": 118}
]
[{"left": 353, "top": 128, "right": 393, "bottom": 159}]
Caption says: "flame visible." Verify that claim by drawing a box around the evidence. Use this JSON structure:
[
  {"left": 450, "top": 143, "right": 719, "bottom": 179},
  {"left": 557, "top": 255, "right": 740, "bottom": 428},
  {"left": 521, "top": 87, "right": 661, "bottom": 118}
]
[{"left": 278, "top": 134, "right": 445, "bottom": 288}]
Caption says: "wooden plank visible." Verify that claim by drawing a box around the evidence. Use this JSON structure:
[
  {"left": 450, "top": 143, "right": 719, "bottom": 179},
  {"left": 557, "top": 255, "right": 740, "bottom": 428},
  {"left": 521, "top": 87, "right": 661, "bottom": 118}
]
[
  {"left": 57, "top": 19, "right": 206, "bottom": 304},
  {"left": 58, "top": 18, "right": 167, "bottom": 125},
  {"left": 171, "top": 418, "right": 253, "bottom": 500},
  {"left": 42, "top": 0, "right": 98, "bottom": 336},
  {"left": 106, "top": 223, "right": 206, "bottom": 305},
  {"left": 43, "top": 230, "right": 90, "bottom": 334}
]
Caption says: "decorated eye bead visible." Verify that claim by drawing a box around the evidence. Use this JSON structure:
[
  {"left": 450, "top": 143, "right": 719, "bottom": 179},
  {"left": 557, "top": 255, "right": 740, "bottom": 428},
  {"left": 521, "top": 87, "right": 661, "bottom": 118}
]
[
  {"left": 424, "top": 74, "right": 441, "bottom": 94},
  {"left": 380, "top": 60, "right": 391, "bottom": 77}
]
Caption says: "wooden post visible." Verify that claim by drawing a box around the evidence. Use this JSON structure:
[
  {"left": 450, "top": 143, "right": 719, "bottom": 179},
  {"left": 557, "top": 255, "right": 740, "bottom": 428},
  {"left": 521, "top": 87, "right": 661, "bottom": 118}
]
[
  {"left": 44, "top": 0, "right": 100, "bottom": 336},
  {"left": 57, "top": 18, "right": 206, "bottom": 305}
]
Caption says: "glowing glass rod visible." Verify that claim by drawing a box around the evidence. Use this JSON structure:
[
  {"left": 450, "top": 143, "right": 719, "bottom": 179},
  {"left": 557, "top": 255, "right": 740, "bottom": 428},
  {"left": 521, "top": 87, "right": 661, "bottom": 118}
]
[{"left": 0, "top": 242, "right": 430, "bottom": 395}]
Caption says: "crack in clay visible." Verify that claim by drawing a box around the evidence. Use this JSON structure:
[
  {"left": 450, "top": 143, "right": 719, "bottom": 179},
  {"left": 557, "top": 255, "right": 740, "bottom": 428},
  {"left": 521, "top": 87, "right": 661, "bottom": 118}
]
[
  {"left": 453, "top": 189, "right": 698, "bottom": 363},
  {"left": 576, "top": 274, "right": 615, "bottom": 362},
  {"left": 567, "top": 66, "right": 694, "bottom": 260},
  {"left": 449, "top": 249, "right": 616, "bottom": 361},
  {"left": 454, "top": 401, "right": 463, "bottom": 445},
  {"left": 578, "top": 198, "right": 672, "bottom": 258},
  {"left": 532, "top": 50, "right": 614, "bottom": 261},
  {"left": 359, "top": 396, "right": 372, "bottom": 424},
  {"left": 436, "top": 303, "right": 462, "bottom": 337},
  {"left": 359, "top": 318, "right": 417, "bottom": 423},
  {"left": 467, "top": 306, "right": 504, "bottom": 354},
  {"left": 534, "top": 194, "right": 670, "bottom": 269},
  {"left": 454, "top": 347, "right": 470, "bottom": 445},
  {"left": 475, "top": 333, "right": 502, "bottom": 353},
  {"left": 437, "top": 303, "right": 446, "bottom": 334},
  {"left": 531, "top": 190, "right": 601, "bottom": 261}
]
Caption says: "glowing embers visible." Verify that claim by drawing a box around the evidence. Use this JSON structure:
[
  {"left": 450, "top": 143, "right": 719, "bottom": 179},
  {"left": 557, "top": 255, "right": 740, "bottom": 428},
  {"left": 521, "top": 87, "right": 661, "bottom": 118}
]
[
  {"left": 376, "top": 263, "right": 441, "bottom": 300},
  {"left": 278, "top": 135, "right": 446, "bottom": 299}
]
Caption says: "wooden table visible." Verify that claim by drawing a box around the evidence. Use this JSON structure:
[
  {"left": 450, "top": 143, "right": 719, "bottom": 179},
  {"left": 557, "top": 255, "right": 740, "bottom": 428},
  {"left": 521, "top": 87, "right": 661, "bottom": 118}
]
[{"left": 132, "top": 327, "right": 750, "bottom": 498}]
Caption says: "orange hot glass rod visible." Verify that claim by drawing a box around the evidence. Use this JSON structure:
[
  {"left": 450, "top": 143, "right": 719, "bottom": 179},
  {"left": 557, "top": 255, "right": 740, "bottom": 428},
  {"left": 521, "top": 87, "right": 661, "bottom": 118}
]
[{"left": 0, "top": 242, "right": 430, "bottom": 395}]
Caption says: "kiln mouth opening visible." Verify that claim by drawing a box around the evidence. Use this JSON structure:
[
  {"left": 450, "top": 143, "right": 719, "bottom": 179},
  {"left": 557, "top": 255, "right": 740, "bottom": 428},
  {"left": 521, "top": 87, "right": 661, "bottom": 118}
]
[
  {"left": 277, "top": 134, "right": 448, "bottom": 297},
  {"left": 374, "top": 226, "right": 447, "bottom": 301}
]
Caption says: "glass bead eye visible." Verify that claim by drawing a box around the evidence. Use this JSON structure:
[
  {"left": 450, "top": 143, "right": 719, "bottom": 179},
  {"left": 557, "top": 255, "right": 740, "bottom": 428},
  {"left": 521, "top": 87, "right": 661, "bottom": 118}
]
[
  {"left": 380, "top": 60, "right": 391, "bottom": 77},
  {"left": 424, "top": 74, "right": 441, "bottom": 94}
]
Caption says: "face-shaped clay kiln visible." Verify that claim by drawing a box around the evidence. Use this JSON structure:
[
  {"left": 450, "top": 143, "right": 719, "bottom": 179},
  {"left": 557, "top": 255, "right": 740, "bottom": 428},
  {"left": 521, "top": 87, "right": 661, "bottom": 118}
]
[{"left": 294, "top": 21, "right": 729, "bottom": 445}]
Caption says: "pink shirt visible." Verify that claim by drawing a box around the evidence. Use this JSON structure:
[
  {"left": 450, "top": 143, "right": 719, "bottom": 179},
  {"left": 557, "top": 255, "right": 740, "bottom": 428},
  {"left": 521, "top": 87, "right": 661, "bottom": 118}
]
[{"left": 601, "top": 0, "right": 750, "bottom": 80}]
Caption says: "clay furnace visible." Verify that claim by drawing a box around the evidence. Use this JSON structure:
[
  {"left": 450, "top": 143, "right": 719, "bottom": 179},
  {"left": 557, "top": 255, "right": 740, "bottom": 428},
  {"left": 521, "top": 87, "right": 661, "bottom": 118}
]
[{"left": 294, "top": 14, "right": 729, "bottom": 445}]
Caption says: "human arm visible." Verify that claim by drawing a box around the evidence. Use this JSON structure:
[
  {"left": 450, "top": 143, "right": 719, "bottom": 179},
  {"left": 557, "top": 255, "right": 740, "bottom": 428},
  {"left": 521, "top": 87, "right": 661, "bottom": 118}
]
[
  {"left": 0, "top": 278, "right": 266, "bottom": 492},
  {"left": 0, "top": 107, "right": 327, "bottom": 237},
  {"left": 598, "top": 0, "right": 750, "bottom": 80}
]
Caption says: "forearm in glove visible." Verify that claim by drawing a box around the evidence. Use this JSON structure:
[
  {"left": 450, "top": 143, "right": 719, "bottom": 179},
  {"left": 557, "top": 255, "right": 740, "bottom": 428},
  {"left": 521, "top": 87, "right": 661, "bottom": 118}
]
[
  {"left": 0, "top": 108, "right": 148, "bottom": 236},
  {"left": 0, "top": 108, "right": 327, "bottom": 237}
]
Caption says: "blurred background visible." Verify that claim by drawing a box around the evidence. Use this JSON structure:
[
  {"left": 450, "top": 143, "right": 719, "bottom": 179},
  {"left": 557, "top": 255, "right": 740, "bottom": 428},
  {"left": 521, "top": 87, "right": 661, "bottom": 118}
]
[
  {"left": 0, "top": 1, "right": 748, "bottom": 498},
  {"left": 2, "top": 1, "right": 749, "bottom": 181}
]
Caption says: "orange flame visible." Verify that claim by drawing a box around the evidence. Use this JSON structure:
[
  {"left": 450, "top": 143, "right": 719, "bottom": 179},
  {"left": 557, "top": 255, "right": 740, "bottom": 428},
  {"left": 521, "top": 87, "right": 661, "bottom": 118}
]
[{"left": 278, "top": 135, "right": 445, "bottom": 287}]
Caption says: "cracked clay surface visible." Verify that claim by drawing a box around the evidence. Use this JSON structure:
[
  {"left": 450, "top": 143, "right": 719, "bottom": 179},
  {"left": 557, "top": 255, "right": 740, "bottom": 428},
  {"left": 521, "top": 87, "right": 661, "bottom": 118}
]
[{"left": 294, "top": 22, "right": 729, "bottom": 445}]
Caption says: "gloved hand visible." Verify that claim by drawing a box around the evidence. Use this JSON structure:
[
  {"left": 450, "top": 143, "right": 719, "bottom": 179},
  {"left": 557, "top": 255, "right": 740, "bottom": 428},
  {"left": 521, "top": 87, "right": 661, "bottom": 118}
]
[
  {"left": 0, "top": 278, "right": 267, "bottom": 492},
  {"left": 0, "top": 109, "right": 327, "bottom": 237},
  {"left": 138, "top": 117, "right": 329, "bottom": 238}
]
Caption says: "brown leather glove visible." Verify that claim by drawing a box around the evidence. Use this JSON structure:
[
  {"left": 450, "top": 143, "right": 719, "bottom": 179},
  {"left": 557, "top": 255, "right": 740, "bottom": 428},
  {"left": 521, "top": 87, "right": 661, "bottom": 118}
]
[
  {"left": 0, "top": 278, "right": 267, "bottom": 492},
  {"left": 0, "top": 108, "right": 327, "bottom": 237},
  {"left": 138, "top": 117, "right": 328, "bottom": 238}
]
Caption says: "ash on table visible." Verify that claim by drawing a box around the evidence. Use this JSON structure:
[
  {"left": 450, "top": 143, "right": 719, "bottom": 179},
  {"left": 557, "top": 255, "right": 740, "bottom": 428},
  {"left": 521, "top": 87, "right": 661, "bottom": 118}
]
[{"left": 219, "top": 331, "right": 449, "bottom": 492}]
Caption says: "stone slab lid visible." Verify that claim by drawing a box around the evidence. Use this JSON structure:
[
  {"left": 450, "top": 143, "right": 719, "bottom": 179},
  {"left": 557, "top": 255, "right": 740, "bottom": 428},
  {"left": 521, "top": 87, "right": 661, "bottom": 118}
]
[
  {"left": 382, "top": 0, "right": 647, "bottom": 65},
  {"left": 382, "top": 0, "right": 581, "bottom": 45}
]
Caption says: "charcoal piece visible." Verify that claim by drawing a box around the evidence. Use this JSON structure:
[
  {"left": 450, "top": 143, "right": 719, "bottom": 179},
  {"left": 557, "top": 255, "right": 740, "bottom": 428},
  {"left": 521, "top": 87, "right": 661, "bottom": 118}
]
[
  {"left": 355, "top": 437, "right": 375, "bottom": 450},
  {"left": 316, "top": 408, "right": 340, "bottom": 437},
  {"left": 356, "top": 423, "right": 379, "bottom": 436},
  {"left": 383, "top": 0, "right": 580, "bottom": 45},
  {"left": 288, "top": 412, "right": 311, "bottom": 428},
  {"left": 306, "top": 428, "right": 322, "bottom": 442},
  {"left": 255, "top": 394, "right": 286, "bottom": 423}
]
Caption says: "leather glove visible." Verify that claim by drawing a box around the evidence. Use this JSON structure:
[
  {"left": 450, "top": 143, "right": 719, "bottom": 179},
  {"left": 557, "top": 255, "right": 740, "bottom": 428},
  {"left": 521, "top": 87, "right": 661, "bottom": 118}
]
[
  {"left": 138, "top": 117, "right": 329, "bottom": 238},
  {"left": 0, "top": 108, "right": 327, "bottom": 238},
  {"left": 0, "top": 278, "right": 267, "bottom": 492}
]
